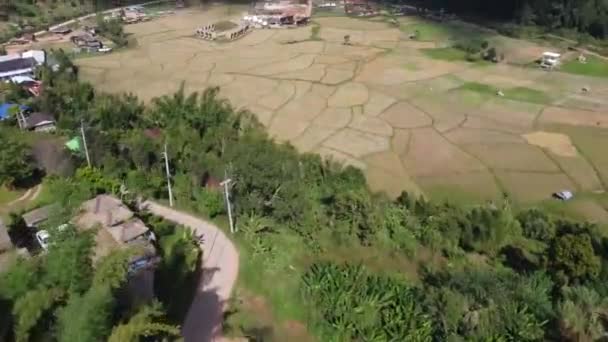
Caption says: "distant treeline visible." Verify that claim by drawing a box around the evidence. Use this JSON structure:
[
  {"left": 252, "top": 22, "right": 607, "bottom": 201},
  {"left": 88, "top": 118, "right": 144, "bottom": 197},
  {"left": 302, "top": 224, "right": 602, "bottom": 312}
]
[{"left": 406, "top": 0, "right": 608, "bottom": 38}]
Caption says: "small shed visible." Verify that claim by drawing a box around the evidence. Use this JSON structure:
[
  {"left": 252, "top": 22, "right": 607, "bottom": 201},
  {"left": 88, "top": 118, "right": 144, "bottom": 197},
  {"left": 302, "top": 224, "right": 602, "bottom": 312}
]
[
  {"left": 541, "top": 52, "right": 561, "bottom": 68},
  {"left": 22, "top": 204, "right": 57, "bottom": 228},
  {"left": 23, "top": 112, "right": 56, "bottom": 132}
]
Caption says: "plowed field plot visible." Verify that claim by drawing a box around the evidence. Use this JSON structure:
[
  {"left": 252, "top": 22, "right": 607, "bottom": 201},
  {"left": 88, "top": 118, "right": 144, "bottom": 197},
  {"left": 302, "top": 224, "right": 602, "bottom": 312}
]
[{"left": 75, "top": 5, "right": 608, "bottom": 219}]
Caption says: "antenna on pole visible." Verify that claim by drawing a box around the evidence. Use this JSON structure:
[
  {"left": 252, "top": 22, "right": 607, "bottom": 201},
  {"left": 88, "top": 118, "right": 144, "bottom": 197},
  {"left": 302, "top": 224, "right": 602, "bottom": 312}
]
[
  {"left": 80, "top": 119, "right": 91, "bottom": 167},
  {"left": 221, "top": 169, "right": 235, "bottom": 234},
  {"left": 162, "top": 142, "right": 174, "bottom": 207}
]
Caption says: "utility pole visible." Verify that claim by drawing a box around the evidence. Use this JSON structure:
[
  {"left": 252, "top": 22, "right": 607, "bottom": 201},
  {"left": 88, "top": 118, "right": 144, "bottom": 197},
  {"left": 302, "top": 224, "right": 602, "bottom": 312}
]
[
  {"left": 80, "top": 120, "right": 91, "bottom": 167},
  {"left": 162, "top": 143, "right": 174, "bottom": 207},
  {"left": 220, "top": 172, "right": 235, "bottom": 234}
]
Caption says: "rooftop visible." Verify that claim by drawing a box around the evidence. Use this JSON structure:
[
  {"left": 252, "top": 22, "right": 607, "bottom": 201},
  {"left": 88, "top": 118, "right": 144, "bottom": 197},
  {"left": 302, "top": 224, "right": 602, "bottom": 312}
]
[
  {"left": 22, "top": 204, "right": 58, "bottom": 227},
  {"left": 24, "top": 112, "right": 55, "bottom": 129},
  {"left": 0, "top": 57, "right": 37, "bottom": 74},
  {"left": 78, "top": 194, "right": 134, "bottom": 229}
]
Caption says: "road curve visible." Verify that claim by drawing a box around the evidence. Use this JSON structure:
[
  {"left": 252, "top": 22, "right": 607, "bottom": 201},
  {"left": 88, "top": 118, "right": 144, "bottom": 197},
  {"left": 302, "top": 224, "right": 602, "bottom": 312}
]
[{"left": 143, "top": 200, "right": 239, "bottom": 342}]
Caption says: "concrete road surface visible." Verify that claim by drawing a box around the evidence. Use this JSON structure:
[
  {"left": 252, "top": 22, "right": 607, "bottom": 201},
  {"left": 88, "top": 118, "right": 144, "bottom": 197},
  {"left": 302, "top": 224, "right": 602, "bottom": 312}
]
[{"left": 143, "top": 201, "right": 239, "bottom": 342}]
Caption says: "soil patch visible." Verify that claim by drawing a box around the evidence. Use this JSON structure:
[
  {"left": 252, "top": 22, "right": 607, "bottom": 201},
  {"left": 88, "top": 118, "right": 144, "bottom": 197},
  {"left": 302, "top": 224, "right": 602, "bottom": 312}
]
[{"left": 522, "top": 131, "right": 578, "bottom": 157}]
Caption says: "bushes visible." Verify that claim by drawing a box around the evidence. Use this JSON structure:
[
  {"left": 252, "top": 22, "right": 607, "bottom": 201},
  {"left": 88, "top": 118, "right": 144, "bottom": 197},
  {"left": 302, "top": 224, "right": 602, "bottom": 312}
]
[
  {"left": 302, "top": 263, "right": 433, "bottom": 341},
  {"left": 194, "top": 188, "right": 225, "bottom": 218}
]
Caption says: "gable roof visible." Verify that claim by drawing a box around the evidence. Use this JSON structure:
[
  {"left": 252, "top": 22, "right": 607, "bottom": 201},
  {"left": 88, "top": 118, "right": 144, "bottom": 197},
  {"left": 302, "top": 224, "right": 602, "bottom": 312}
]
[
  {"left": 0, "top": 57, "right": 37, "bottom": 74},
  {"left": 107, "top": 218, "right": 149, "bottom": 244},
  {"left": 25, "top": 112, "right": 55, "bottom": 129},
  {"left": 79, "top": 194, "right": 134, "bottom": 228},
  {"left": 22, "top": 204, "right": 57, "bottom": 227}
]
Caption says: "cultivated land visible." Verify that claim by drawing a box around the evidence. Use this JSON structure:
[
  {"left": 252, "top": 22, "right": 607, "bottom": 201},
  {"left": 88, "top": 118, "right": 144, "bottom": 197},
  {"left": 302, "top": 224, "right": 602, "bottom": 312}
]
[{"left": 75, "top": 5, "right": 608, "bottom": 220}]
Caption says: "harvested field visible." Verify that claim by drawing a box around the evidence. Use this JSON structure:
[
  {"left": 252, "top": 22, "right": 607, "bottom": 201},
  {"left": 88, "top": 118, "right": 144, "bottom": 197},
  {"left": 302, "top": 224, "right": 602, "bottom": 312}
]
[
  {"left": 72, "top": 5, "right": 608, "bottom": 212},
  {"left": 522, "top": 131, "right": 578, "bottom": 157},
  {"left": 464, "top": 143, "right": 560, "bottom": 172},
  {"left": 496, "top": 171, "right": 576, "bottom": 203},
  {"left": 416, "top": 171, "right": 502, "bottom": 204}
]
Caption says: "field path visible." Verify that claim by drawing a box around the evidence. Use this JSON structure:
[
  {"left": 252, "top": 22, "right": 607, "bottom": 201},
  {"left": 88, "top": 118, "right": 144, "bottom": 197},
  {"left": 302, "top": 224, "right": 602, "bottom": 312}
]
[{"left": 143, "top": 200, "right": 239, "bottom": 342}]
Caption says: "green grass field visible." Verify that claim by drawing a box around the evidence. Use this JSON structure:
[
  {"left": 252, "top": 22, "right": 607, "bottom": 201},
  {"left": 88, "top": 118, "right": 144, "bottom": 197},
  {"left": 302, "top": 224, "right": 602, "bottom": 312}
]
[
  {"left": 400, "top": 21, "right": 450, "bottom": 42},
  {"left": 422, "top": 47, "right": 468, "bottom": 61},
  {"left": 561, "top": 55, "right": 608, "bottom": 78},
  {"left": 401, "top": 19, "right": 489, "bottom": 43},
  {"left": 457, "top": 82, "right": 552, "bottom": 105}
]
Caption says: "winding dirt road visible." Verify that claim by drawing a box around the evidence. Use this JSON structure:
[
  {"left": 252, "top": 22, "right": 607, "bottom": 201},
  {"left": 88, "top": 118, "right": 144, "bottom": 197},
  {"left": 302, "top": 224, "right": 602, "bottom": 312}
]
[{"left": 143, "top": 201, "right": 239, "bottom": 342}]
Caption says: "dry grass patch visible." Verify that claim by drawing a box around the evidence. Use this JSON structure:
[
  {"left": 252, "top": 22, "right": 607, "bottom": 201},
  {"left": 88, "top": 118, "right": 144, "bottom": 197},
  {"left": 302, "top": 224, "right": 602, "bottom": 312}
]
[
  {"left": 496, "top": 171, "right": 576, "bottom": 203},
  {"left": 539, "top": 106, "right": 608, "bottom": 128},
  {"left": 546, "top": 125, "right": 608, "bottom": 187},
  {"left": 391, "top": 129, "right": 411, "bottom": 157},
  {"left": 417, "top": 171, "right": 502, "bottom": 204},
  {"left": 328, "top": 82, "right": 369, "bottom": 107},
  {"left": 522, "top": 131, "right": 578, "bottom": 157},
  {"left": 379, "top": 102, "right": 432, "bottom": 128},
  {"left": 446, "top": 128, "right": 524, "bottom": 145},
  {"left": 364, "top": 151, "right": 422, "bottom": 197},
  {"left": 464, "top": 143, "right": 560, "bottom": 172},
  {"left": 322, "top": 128, "right": 390, "bottom": 158},
  {"left": 402, "top": 128, "right": 486, "bottom": 176},
  {"left": 552, "top": 155, "right": 603, "bottom": 191}
]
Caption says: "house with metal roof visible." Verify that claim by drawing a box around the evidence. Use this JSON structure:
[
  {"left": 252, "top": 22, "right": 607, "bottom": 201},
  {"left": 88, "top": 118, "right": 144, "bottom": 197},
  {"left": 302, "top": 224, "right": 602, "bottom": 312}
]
[
  {"left": 0, "top": 50, "right": 46, "bottom": 80},
  {"left": 0, "top": 103, "right": 30, "bottom": 121}
]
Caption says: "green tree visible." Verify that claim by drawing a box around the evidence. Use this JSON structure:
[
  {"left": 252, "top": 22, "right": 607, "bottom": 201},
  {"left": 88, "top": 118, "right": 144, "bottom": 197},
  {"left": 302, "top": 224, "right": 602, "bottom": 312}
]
[
  {"left": 0, "top": 129, "right": 36, "bottom": 187},
  {"left": 12, "top": 287, "right": 63, "bottom": 342},
  {"left": 92, "top": 250, "right": 133, "bottom": 290},
  {"left": 107, "top": 301, "right": 180, "bottom": 342},
  {"left": 518, "top": 208, "right": 556, "bottom": 241},
  {"left": 56, "top": 285, "right": 115, "bottom": 342},
  {"left": 43, "top": 226, "right": 95, "bottom": 294},
  {"left": 0, "top": 258, "right": 40, "bottom": 300},
  {"left": 154, "top": 225, "right": 201, "bottom": 321},
  {"left": 551, "top": 234, "right": 600, "bottom": 283}
]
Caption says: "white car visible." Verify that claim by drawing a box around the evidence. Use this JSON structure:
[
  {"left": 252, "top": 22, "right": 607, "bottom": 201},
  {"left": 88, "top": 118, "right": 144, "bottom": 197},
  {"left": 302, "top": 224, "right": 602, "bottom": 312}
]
[
  {"left": 35, "top": 224, "right": 68, "bottom": 250},
  {"left": 35, "top": 230, "right": 50, "bottom": 250}
]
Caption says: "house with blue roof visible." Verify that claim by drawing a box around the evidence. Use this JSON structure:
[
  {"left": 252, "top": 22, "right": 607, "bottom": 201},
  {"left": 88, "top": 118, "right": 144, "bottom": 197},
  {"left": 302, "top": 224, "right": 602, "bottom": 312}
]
[{"left": 0, "top": 103, "right": 30, "bottom": 120}]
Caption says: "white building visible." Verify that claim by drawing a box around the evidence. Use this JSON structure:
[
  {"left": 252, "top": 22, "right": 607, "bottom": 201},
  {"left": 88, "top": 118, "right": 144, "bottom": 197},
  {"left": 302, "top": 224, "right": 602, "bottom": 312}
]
[
  {"left": 0, "top": 50, "right": 46, "bottom": 80},
  {"left": 540, "top": 52, "right": 561, "bottom": 69}
]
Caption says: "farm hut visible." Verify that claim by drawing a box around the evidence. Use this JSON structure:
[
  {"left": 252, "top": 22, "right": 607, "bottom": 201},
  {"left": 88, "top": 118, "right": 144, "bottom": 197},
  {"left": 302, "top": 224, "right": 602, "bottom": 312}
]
[
  {"left": 540, "top": 52, "right": 561, "bottom": 68},
  {"left": 22, "top": 112, "right": 56, "bottom": 132},
  {"left": 22, "top": 204, "right": 58, "bottom": 228}
]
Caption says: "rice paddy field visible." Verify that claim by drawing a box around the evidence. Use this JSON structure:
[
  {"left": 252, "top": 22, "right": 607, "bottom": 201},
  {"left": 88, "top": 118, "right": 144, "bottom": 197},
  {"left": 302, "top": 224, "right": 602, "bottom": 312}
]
[{"left": 72, "top": 5, "right": 608, "bottom": 222}]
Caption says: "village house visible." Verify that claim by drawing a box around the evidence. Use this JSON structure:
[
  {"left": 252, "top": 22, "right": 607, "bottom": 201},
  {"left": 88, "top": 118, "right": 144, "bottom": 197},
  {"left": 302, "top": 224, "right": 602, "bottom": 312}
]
[
  {"left": 0, "top": 103, "right": 30, "bottom": 121},
  {"left": 18, "top": 112, "right": 56, "bottom": 132},
  {"left": 0, "top": 50, "right": 46, "bottom": 80},
  {"left": 75, "top": 194, "right": 158, "bottom": 270},
  {"left": 22, "top": 204, "right": 57, "bottom": 228},
  {"left": 71, "top": 34, "right": 103, "bottom": 51}
]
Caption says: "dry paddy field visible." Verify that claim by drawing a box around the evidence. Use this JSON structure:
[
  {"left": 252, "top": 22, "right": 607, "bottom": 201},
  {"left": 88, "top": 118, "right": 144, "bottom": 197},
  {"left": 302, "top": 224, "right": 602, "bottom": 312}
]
[{"left": 76, "top": 5, "right": 608, "bottom": 221}]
